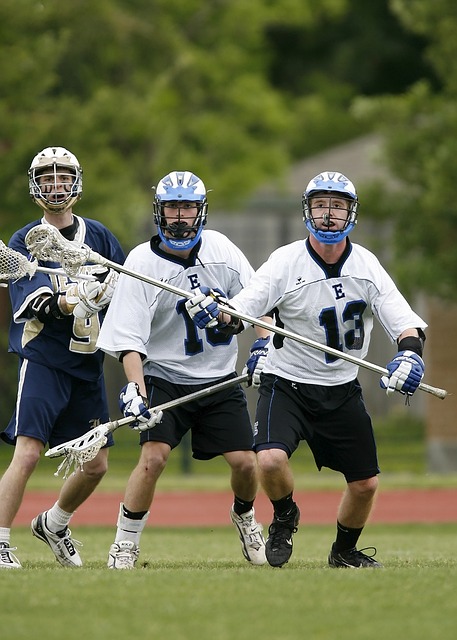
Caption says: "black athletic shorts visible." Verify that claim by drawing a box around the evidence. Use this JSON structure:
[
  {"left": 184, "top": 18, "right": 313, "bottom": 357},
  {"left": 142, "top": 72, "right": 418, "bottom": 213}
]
[
  {"left": 254, "top": 374, "right": 380, "bottom": 482},
  {"left": 141, "top": 373, "right": 254, "bottom": 460}
]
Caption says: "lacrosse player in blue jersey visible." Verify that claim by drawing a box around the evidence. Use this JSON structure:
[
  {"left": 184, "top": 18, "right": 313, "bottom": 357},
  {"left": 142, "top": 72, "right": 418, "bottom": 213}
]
[
  {"left": 186, "top": 171, "right": 427, "bottom": 569},
  {"left": 97, "top": 170, "right": 268, "bottom": 569},
  {"left": 0, "top": 147, "right": 125, "bottom": 569}
]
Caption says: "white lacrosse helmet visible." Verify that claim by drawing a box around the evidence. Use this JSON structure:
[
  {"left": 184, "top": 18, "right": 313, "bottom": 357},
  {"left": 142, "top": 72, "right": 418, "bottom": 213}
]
[
  {"left": 153, "top": 170, "right": 208, "bottom": 251},
  {"left": 302, "top": 171, "right": 358, "bottom": 244},
  {"left": 28, "top": 146, "right": 83, "bottom": 213}
]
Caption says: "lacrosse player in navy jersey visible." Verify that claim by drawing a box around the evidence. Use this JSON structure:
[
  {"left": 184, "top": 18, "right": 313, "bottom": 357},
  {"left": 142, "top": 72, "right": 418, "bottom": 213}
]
[
  {"left": 97, "top": 170, "right": 268, "bottom": 569},
  {"left": 186, "top": 170, "right": 427, "bottom": 569},
  {"left": 0, "top": 147, "right": 125, "bottom": 569}
]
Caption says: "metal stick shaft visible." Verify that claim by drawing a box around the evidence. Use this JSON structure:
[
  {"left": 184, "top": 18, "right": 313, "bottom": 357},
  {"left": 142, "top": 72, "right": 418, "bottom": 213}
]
[
  {"left": 84, "top": 252, "right": 447, "bottom": 400},
  {"left": 27, "top": 226, "right": 446, "bottom": 401},
  {"left": 35, "top": 266, "right": 95, "bottom": 280},
  {"left": 45, "top": 373, "right": 249, "bottom": 460},
  {"left": 104, "top": 373, "right": 250, "bottom": 435}
]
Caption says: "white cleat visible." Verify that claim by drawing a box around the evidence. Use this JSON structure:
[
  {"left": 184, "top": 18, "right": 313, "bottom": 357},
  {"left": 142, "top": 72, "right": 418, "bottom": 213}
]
[
  {"left": 230, "top": 506, "right": 267, "bottom": 565},
  {"left": 31, "top": 511, "right": 82, "bottom": 567},
  {"left": 107, "top": 541, "right": 139, "bottom": 569},
  {"left": 0, "top": 542, "right": 22, "bottom": 569}
]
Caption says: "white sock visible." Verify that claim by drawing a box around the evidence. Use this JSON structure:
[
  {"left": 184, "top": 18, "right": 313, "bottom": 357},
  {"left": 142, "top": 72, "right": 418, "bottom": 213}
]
[
  {"left": 0, "top": 527, "right": 11, "bottom": 545},
  {"left": 114, "top": 503, "right": 149, "bottom": 545},
  {"left": 46, "top": 502, "right": 73, "bottom": 533}
]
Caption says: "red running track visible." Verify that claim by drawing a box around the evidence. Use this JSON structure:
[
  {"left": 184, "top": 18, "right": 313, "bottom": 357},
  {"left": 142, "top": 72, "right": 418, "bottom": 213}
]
[{"left": 15, "top": 488, "right": 457, "bottom": 527}]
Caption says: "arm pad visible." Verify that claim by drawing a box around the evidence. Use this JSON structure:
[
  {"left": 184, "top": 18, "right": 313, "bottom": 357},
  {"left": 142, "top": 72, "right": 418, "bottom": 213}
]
[
  {"left": 216, "top": 316, "right": 243, "bottom": 336},
  {"left": 29, "top": 294, "right": 68, "bottom": 322},
  {"left": 397, "top": 335, "right": 424, "bottom": 357}
]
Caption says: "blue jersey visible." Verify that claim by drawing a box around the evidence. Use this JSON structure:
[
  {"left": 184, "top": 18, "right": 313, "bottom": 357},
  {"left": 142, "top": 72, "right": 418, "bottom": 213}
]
[{"left": 8, "top": 216, "right": 125, "bottom": 382}]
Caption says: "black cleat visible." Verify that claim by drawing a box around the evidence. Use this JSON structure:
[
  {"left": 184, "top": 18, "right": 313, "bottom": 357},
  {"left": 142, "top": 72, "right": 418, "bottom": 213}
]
[
  {"left": 265, "top": 506, "right": 300, "bottom": 568},
  {"left": 328, "top": 545, "right": 383, "bottom": 568}
]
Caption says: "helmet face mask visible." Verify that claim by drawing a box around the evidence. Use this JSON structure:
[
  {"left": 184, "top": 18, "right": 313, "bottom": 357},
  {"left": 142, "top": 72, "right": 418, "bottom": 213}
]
[
  {"left": 153, "top": 171, "right": 207, "bottom": 251},
  {"left": 302, "top": 171, "right": 358, "bottom": 244},
  {"left": 28, "top": 147, "right": 82, "bottom": 214}
]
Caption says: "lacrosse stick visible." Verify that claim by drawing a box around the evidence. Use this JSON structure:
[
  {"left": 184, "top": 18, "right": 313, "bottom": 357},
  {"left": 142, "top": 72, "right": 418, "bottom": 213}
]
[
  {"left": 45, "top": 373, "right": 249, "bottom": 479},
  {"left": 25, "top": 224, "right": 448, "bottom": 400},
  {"left": 0, "top": 240, "right": 94, "bottom": 282}
]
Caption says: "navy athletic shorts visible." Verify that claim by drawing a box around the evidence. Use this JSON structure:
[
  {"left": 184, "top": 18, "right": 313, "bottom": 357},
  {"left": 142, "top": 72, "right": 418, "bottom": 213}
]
[
  {"left": 254, "top": 374, "right": 380, "bottom": 482},
  {"left": 1, "top": 358, "right": 112, "bottom": 449}
]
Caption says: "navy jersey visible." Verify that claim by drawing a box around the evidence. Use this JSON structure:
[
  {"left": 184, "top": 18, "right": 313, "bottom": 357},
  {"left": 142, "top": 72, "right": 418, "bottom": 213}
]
[{"left": 8, "top": 216, "right": 125, "bottom": 382}]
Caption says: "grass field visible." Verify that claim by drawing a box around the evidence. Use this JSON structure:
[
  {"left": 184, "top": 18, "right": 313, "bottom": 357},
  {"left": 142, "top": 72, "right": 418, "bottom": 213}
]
[
  {"left": 2, "top": 412, "right": 457, "bottom": 639},
  {"left": 1, "top": 524, "right": 457, "bottom": 640}
]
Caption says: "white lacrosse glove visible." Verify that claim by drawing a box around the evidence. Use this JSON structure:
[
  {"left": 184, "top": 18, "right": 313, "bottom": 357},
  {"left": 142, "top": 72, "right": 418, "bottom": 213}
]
[
  {"left": 119, "top": 382, "right": 163, "bottom": 431},
  {"left": 89, "top": 267, "right": 118, "bottom": 307},
  {"left": 66, "top": 268, "right": 118, "bottom": 319},
  {"left": 185, "top": 287, "right": 220, "bottom": 329},
  {"left": 380, "top": 350, "right": 425, "bottom": 396},
  {"left": 242, "top": 336, "right": 270, "bottom": 388}
]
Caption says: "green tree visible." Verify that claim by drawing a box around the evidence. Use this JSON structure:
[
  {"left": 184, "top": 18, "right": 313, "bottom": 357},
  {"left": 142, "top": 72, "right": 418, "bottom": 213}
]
[
  {"left": 2, "top": 0, "right": 427, "bottom": 248},
  {"left": 0, "top": 0, "right": 436, "bottom": 424},
  {"left": 0, "top": 0, "right": 352, "bottom": 247},
  {"left": 353, "top": 0, "right": 457, "bottom": 300},
  {"left": 264, "top": 0, "right": 433, "bottom": 157}
]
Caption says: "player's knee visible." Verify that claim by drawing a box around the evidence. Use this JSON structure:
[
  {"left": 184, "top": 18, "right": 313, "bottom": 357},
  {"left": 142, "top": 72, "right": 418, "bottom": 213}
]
[
  {"left": 83, "top": 458, "right": 108, "bottom": 480},
  {"left": 228, "top": 450, "right": 257, "bottom": 476},
  {"left": 348, "top": 476, "right": 378, "bottom": 499},
  {"left": 14, "top": 436, "right": 43, "bottom": 474},
  {"left": 17, "top": 450, "right": 41, "bottom": 476},
  {"left": 82, "top": 448, "right": 109, "bottom": 480},
  {"left": 256, "top": 448, "right": 288, "bottom": 475},
  {"left": 140, "top": 442, "right": 170, "bottom": 477}
]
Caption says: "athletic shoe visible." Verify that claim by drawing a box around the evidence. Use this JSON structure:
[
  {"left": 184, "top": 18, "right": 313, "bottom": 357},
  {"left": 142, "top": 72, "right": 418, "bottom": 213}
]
[
  {"left": 265, "top": 505, "right": 300, "bottom": 568},
  {"left": 230, "top": 506, "right": 266, "bottom": 565},
  {"left": 31, "top": 512, "right": 82, "bottom": 567},
  {"left": 0, "top": 542, "right": 22, "bottom": 569},
  {"left": 107, "top": 541, "right": 139, "bottom": 569},
  {"left": 328, "top": 545, "right": 383, "bottom": 568}
]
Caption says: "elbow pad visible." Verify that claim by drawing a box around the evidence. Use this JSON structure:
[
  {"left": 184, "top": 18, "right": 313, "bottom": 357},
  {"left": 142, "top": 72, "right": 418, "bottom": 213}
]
[
  {"left": 30, "top": 294, "right": 67, "bottom": 323},
  {"left": 216, "top": 317, "right": 243, "bottom": 336}
]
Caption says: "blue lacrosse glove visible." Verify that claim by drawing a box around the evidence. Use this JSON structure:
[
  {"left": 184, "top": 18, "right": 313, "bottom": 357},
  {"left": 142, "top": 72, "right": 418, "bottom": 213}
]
[
  {"left": 185, "top": 286, "right": 220, "bottom": 329},
  {"left": 119, "top": 382, "right": 163, "bottom": 431},
  {"left": 242, "top": 336, "right": 270, "bottom": 388},
  {"left": 380, "top": 350, "right": 425, "bottom": 396}
]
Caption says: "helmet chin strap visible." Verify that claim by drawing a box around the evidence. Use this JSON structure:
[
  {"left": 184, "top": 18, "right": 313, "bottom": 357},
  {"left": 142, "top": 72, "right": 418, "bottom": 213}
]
[{"left": 158, "top": 223, "right": 203, "bottom": 251}]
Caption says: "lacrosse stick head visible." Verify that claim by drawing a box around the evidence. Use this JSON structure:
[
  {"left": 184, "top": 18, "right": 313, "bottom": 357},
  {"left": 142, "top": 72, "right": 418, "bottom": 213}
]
[
  {"left": 25, "top": 224, "right": 91, "bottom": 276},
  {"left": 45, "top": 425, "right": 108, "bottom": 478},
  {"left": 0, "top": 240, "right": 38, "bottom": 280}
]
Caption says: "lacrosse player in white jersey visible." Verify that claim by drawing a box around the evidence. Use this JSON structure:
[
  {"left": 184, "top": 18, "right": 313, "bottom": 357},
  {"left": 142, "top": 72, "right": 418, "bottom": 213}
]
[
  {"left": 0, "top": 147, "right": 125, "bottom": 569},
  {"left": 186, "top": 170, "right": 427, "bottom": 569},
  {"left": 97, "top": 170, "right": 268, "bottom": 569}
]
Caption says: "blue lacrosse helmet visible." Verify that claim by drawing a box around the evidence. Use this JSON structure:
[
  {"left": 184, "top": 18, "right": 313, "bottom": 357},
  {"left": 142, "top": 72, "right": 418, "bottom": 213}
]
[
  {"left": 153, "top": 171, "right": 208, "bottom": 251},
  {"left": 302, "top": 171, "right": 358, "bottom": 244}
]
